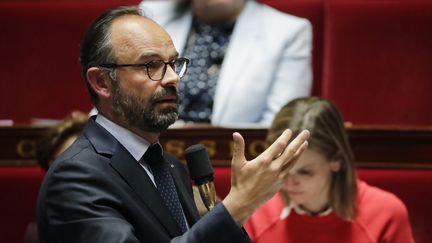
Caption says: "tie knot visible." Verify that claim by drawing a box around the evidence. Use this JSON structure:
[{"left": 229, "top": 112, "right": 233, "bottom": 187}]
[{"left": 143, "top": 144, "right": 164, "bottom": 168}]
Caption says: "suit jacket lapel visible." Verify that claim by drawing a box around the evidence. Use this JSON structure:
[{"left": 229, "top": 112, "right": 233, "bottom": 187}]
[
  {"left": 85, "top": 118, "right": 182, "bottom": 236},
  {"left": 111, "top": 149, "right": 184, "bottom": 236},
  {"left": 212, "top": 1, "right": 262, "bottom": 123}
]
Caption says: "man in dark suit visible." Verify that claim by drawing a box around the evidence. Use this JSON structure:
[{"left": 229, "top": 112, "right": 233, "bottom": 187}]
[{"left": 36, "top": 6, "right": 309, "bottom": 243}]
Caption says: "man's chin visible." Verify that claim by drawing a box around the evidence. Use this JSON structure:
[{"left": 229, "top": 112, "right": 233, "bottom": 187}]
[
  {"left": 154, "top": 105, "right": 178, "bottom": 115},
  {"left": 151, "top": 111, "right": 178, "bottom": 129},
  {"left": 146, "top": 117, "right": 177, "bottom": 132},
  {"left": 155, "top": 104, "right": 178, "bottom": 114}
]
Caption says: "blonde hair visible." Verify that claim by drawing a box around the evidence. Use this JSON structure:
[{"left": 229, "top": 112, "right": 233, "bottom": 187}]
[{"left": 267, "top": 97, "right": 357, "bottom": 219}]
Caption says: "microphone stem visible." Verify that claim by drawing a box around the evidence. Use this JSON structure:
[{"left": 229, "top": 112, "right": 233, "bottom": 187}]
[{"left": 198, "top": 182, "right": 218, "bottom": 211}]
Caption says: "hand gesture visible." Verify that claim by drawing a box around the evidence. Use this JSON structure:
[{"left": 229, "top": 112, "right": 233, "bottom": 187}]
[{"left": 223, "top": 129, "right": 309, "bottom": 225}]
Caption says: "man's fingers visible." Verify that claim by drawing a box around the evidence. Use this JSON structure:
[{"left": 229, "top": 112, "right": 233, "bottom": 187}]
[
  {"left": 280, "top": 140, "right": 308, "bottom": 173},
  {"left": 231, "top": 132, "right": 246, "bottom": 168},
  {"left": 257, "top": 129, "right": 292, "bottom": 164},
  {"left": 231, "top": 132, "right": 246, "bottom": 187},
  {"left": 275, "top": 130, "right": 310, "bottom": 169}
]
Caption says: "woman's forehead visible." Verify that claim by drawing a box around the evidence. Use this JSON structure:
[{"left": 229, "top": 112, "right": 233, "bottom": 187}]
[{"left": 293, "top": 149, "right": 329, "bottom": 170}]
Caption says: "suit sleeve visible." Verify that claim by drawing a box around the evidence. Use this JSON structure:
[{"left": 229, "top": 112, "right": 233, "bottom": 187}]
[
  {"left": 166, "top": 154, "right": 251, "bottom": 243},
  {"left": 37, "top": 157, "right": 142, "bottom": 243},
  {"left": 171, "top": 204, "right": 251, "bottom": 243},
  {"left": 38, "top": 153, "right": 250, "bottom": 243}
]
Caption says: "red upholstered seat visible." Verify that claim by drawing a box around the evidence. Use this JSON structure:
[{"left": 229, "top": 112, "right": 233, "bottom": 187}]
[
  {"left": 261, "top": 0, "right": 324, "bottom": 96},
  {"left": 0, "top": 167, "right": 44, "bottom": 243},
  {"left": 0, "top": 3, "right": 128, "bottom": 123},
  {"left": 214, "top": 166, "right": 232, "bottom": 199},
  {"left": 323, "top": 1, "right": 432, "bottom": 126}
]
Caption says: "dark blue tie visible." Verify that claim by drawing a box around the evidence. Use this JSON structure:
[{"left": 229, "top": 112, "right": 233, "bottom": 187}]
[{"left": 143, "top": 144, "right": 188, "bottom": 233}]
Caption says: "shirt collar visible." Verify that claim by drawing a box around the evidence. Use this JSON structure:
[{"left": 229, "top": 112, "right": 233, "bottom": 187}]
[
  {"left": 280, "top": 201, "right": 333, "bottom": 220},
  {"left": 95, "top": 114, "right": 159, "bottom": 161}
]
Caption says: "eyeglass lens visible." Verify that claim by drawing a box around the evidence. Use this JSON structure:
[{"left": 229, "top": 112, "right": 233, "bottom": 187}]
[{"left": 148, "top": 59, "right": 188, "bottom": 81}]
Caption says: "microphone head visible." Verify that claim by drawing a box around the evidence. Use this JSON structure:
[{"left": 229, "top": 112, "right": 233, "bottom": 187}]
[{"left": 184, "top": 144, "right": 214, "bottom": 185}]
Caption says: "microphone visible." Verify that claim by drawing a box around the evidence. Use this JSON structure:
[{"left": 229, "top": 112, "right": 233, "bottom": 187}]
[{"left": 184, "top": 144, "right": 218, "bottom": 211}]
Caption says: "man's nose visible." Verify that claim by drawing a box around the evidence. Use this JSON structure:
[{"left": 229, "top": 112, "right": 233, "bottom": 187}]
[{"left": 160, "top": 65, "right": 180, "bottom": 87}]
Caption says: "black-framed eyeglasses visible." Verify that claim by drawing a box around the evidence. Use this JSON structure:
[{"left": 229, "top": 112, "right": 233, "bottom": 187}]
[{"left": 99, "top": 57, "right": 189, "bottom": 81}]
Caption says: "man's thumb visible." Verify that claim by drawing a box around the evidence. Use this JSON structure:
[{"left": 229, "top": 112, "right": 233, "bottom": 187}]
[{"left": 232, "top": 132, "right": 246, "bottom": 167}]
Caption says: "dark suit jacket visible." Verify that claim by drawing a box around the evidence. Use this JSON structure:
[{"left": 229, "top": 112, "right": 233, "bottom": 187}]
[{"left": 37, "top": 118, "right": 250, "bottom": 243}]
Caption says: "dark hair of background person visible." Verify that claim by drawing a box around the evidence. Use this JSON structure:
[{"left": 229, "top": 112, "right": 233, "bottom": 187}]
[
  {"left": 266, "top": 96, "right": 357, "bottom": 219},
  {"left": 36, "top": 111, "right": 88, "bottom": 171}
]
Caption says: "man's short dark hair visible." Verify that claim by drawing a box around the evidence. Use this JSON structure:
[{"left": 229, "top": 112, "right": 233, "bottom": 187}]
[{"left": 79, "top": 6, "right": 143, "bottom": 106}]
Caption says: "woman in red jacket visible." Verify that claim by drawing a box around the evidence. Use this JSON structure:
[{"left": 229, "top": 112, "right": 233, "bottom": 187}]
[{"left": 245, "top": 97, "right": 414, "bottom": 243}]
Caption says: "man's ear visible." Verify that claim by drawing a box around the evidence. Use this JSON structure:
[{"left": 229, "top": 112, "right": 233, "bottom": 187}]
[
  {"left": 330, "top": 160, "right": 341, "bottom": 172},
  {"left": 86, "top": 67, "right": 112, "bottom": 99}
]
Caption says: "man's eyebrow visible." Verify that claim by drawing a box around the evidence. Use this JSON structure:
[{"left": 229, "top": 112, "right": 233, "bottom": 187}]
[
  {"left": 136, "top": 52, "right": 160, "bottom": 61},
  {"left": 136, "top": 51, "right": 180, "bottom": 62}
]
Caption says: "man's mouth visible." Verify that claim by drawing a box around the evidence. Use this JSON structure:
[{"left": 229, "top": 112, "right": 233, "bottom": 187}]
[{"left": 154, "top": 95, "right": 178, "bottom": 105}]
